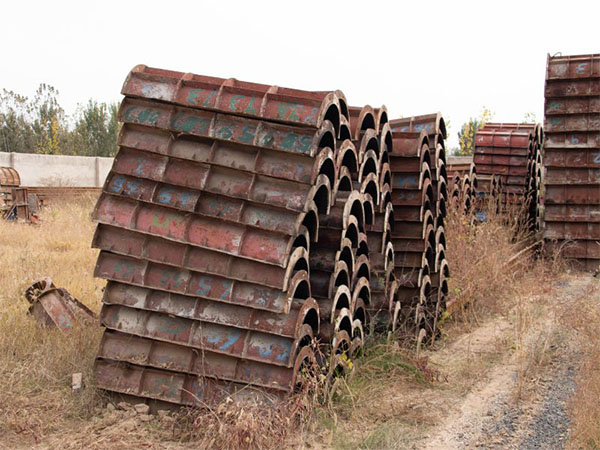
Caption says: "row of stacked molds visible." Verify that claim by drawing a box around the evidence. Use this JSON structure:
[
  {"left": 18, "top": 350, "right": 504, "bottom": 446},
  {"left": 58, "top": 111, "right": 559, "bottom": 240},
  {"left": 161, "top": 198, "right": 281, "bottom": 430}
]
[
  {"left": 91, "top": 65, "right": 350, "bottom": 408},
  {"left": 347, "top": 106, "right": 398, "bottom": 332},
  {"left": 449, "top": 161, "right": 477, "bottom": 214},
  {"left": 474, "top": 122, "right": 544, "bottom": 232},
  {"left": 310, "top": 106, "right": 374, "bottom": 378},
  {"left": 481, "top": 122, "right": 544, "bottom": 231},
  {"left": 388, "top": 115, "right": 448, "bottom": 344},
  {"left": 543, "top": 54, "right": 600, "bottom": 271}
]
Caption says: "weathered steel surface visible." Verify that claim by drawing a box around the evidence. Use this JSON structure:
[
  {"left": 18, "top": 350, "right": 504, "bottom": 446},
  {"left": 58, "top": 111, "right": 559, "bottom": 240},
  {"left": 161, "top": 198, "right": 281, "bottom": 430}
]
[
  {"left": 122, "top": 65, "right": 342, "bottom": 131},
  {"left": 0, "top": 166, "right": 20, "bottom": 187},
  {"left": 91, "top": 65, "right": 351, "bottom": 406},
  {"left": 389, "top": 112, "right": 449, "bottom": 340},
  {"left": 97, "top": 330, "right": 313, "bottom": 393},
  {"left": 447, "top": 156, "right": 473, "bottom": 177},
  {"left": 24, "top": 278, "right": 96, "bottom": 331},
  {"left": 473, "top": 122, "right": 543, "bottom": 231},
  {"left": 544, "top": 53, "right": 600, "bottom": 270},
  {"left": 119, "top": 97, "right": 336, "bottom": 159}
]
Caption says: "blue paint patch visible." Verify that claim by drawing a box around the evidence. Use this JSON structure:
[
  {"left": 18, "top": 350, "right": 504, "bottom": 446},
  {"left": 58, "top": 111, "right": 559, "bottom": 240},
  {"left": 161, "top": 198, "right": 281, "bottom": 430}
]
[
  {"left": 108, "top": 175, "right": 126, "bottom": 193},
  {"left": 304, "top": 107, "right": 319, "bottom": 125},
  {"left": 276, "top": 344, "right": 291, "bottom": 362},
  {"left": 133, "top": 158, "right": 148, "bottom": 177},
  {"left": 258, "top": 344, "right": 273, "bottom": 358},
  {"left": 219, "top": 280, "right": 233, "bottom": 300},
  {"left": 156, "top": 188, "right": 173, "bottom": 205},
  {"left": 206, "top": 327, "right": 241, "bottom": 351},
  {"left": 219, "top": 329, "right": 241, "bottom": 351},
  {"left": 195, "top": 276, "right": 213, "bottom": 297},
  {"left": 548, "top": 101, "right": 562, "bottom": 111}
]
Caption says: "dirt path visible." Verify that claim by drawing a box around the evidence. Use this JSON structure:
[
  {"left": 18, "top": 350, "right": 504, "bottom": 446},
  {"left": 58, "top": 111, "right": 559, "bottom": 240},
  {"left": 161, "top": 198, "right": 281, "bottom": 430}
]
[{"left": 420, "top": 274, "right": 595, "bottom": 449}]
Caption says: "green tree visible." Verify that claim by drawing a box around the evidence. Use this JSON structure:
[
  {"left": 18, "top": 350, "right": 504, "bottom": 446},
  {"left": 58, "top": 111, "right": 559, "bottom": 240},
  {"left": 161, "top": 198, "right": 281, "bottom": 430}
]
[
  {"left": 1, "top": 84, "right": 120, "bottom": 156},
  {"left": 457, "top": 107, "right": 494, "bottom": 156},
  {"left": 0, "top": 89, "right": 36, "bottom": 153},
  {"left": 73, "top": 100, "right": 120, "bottom": 157},
  {"left": 30, "top": 84, "right": 65, "bottom": 154}
]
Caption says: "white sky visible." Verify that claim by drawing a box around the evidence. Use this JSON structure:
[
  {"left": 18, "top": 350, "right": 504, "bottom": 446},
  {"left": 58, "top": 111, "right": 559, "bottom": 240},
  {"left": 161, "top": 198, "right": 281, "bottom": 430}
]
[{"left": 1, "top": 0, "right": 598, "bottom": 150}]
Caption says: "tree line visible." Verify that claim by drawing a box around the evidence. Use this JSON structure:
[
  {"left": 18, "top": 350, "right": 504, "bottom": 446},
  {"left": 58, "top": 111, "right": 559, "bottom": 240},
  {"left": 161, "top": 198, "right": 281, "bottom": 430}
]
[
  {"left": 1, "top": 84, "right": 534, "bottom": 158},
  {"left": 0, "top": 84, "right": 120, "bottom": 157}
]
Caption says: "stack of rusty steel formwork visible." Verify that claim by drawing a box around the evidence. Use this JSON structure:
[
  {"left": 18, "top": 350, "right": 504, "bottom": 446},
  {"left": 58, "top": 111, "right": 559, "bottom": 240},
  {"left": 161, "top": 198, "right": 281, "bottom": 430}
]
[
  {"left": 474, "top": 122, "right": 544, "bottom": 231},
  {"left": 387, "top": 113, "right": 449, "bottom": 343},
  {"left": 344, "top": 105, "right": 398, "bottom": 333},
  {"left": 446, "top": 156, "right": 473, "bottom": 178},
  {"left": 447, "top": 160, "right": 477, "bottom": 214},
  {"left": 91, "top": 65, "right": 351, "bottom": 408},
  {"left": 543, "top": 53, "right": 599, "bottom": 271}
]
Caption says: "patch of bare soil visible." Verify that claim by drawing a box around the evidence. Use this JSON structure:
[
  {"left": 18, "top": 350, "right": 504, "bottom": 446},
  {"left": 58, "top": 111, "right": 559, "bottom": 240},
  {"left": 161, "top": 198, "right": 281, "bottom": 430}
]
[{"left": 420, "top": 274, "right": 595, "bottom": 450}]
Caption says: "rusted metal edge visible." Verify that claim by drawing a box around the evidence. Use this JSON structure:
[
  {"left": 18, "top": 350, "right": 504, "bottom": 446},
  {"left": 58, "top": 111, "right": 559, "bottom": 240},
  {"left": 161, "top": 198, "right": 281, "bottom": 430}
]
[{"left": 122, "top": 64, "right": 344, "bottom": 132}]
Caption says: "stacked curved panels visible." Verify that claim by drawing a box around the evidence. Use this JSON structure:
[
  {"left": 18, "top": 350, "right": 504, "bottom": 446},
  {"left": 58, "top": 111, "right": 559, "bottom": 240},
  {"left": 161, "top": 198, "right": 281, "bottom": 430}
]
[
  {"left": 474, "top": 122, "right": 544, "bottom": 231},
  {"left": 543, "top": 54, "right": 600, "bottom": 271},
  {"left": 91, "top": 65, "right": 348, "bottom": 407},
  {"left": 346, "top": 106, "right": 397, "bottom": 332},
  {"left": 386, "top": 113, "right": 449, "bottom": 342},
  {"left": 448, "top": 160, "right": 477, "bottom": 214}
]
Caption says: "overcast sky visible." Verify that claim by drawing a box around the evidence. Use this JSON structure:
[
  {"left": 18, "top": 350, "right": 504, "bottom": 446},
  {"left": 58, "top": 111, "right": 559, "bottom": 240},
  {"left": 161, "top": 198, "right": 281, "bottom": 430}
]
[{"left": 1, "top": 0, "right": 597, "bottom": 150}]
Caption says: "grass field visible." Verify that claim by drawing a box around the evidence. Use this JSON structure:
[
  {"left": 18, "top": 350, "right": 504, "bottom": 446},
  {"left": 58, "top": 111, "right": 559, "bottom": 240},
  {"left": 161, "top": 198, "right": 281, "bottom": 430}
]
[{"left": 0, "top": 198, "right": 597, "bottom": 449}]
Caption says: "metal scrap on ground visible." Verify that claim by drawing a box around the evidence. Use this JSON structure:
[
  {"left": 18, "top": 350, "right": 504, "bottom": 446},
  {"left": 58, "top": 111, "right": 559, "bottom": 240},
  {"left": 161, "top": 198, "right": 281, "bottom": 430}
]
[{"left": 24, "top": 278, "right": 96, "bottom": 331}]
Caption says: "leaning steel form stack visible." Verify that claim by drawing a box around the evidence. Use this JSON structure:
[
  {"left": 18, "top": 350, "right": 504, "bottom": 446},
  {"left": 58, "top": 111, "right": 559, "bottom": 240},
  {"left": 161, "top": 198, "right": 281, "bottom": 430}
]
[
  {"left": 91, "top": 65, "right": 349, "bottom": 407},
  {"left": 543, "top": 53, "right": 600, "bottom": 271},
  {"left": 474, "top": 122, "right": 544, "bottom": 231},
  {"left": 388, "top": 114, "right": 449, "bottom": 342}
]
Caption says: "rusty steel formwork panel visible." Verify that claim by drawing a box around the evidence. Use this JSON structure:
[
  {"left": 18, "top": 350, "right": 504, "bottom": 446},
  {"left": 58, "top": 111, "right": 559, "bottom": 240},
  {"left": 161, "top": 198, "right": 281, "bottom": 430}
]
[
  {"left": 389, "top": 112, "right": 449, "bottom": 341},
  {"left": 2, "top": 187, "right": 31, "bottom": 222},
  {"left": 447, "top": 156, "right": 473, "bottom": 178},
  {"left": 388, "top": 130, "right": 438, "bottom": 342},
  {"left": 122, "top": 65, "right": 345, "bottom": 131},
  {"left": 0, "top": 166, "right": 20, "bottom": 187},
  {"left": 311, "top": 191, "right": 369, "bottom": 361},
  {"left": 389, "top": 113, "right": 448, "bottom": 224},
  {"left": 91, "top": 65, "right": 351, "bottom": 407},
  {"left": 473, "top": 123, "right": 544, "bottom": 232},
  {"left": 544, "top": 53, "right": 600, "bottom": 271},
  {"left": 24, "top": 278, "right": 96, "bottom": 331}
]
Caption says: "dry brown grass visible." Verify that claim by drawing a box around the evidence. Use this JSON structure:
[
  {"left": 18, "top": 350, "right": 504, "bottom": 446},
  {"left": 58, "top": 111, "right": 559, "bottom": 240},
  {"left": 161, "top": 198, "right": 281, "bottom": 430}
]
[
  {"left": 444, "top": 203, "right": 570, "bottom": 393},
  {"left": 444, "top": 204, "right": 530, "bottom": 323},
  {"left": 565, "top": 280, "right": 600, "bottom": 449},
  {"left": 0, "top": 196, "right": 105, "bottom": 447}
]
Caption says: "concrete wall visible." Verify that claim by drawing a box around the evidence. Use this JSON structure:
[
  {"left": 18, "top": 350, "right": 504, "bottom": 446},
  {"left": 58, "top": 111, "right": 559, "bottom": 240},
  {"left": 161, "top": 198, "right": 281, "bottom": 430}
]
[{"left": 0, "top": 152, "right": 114, "bottom": 187}]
